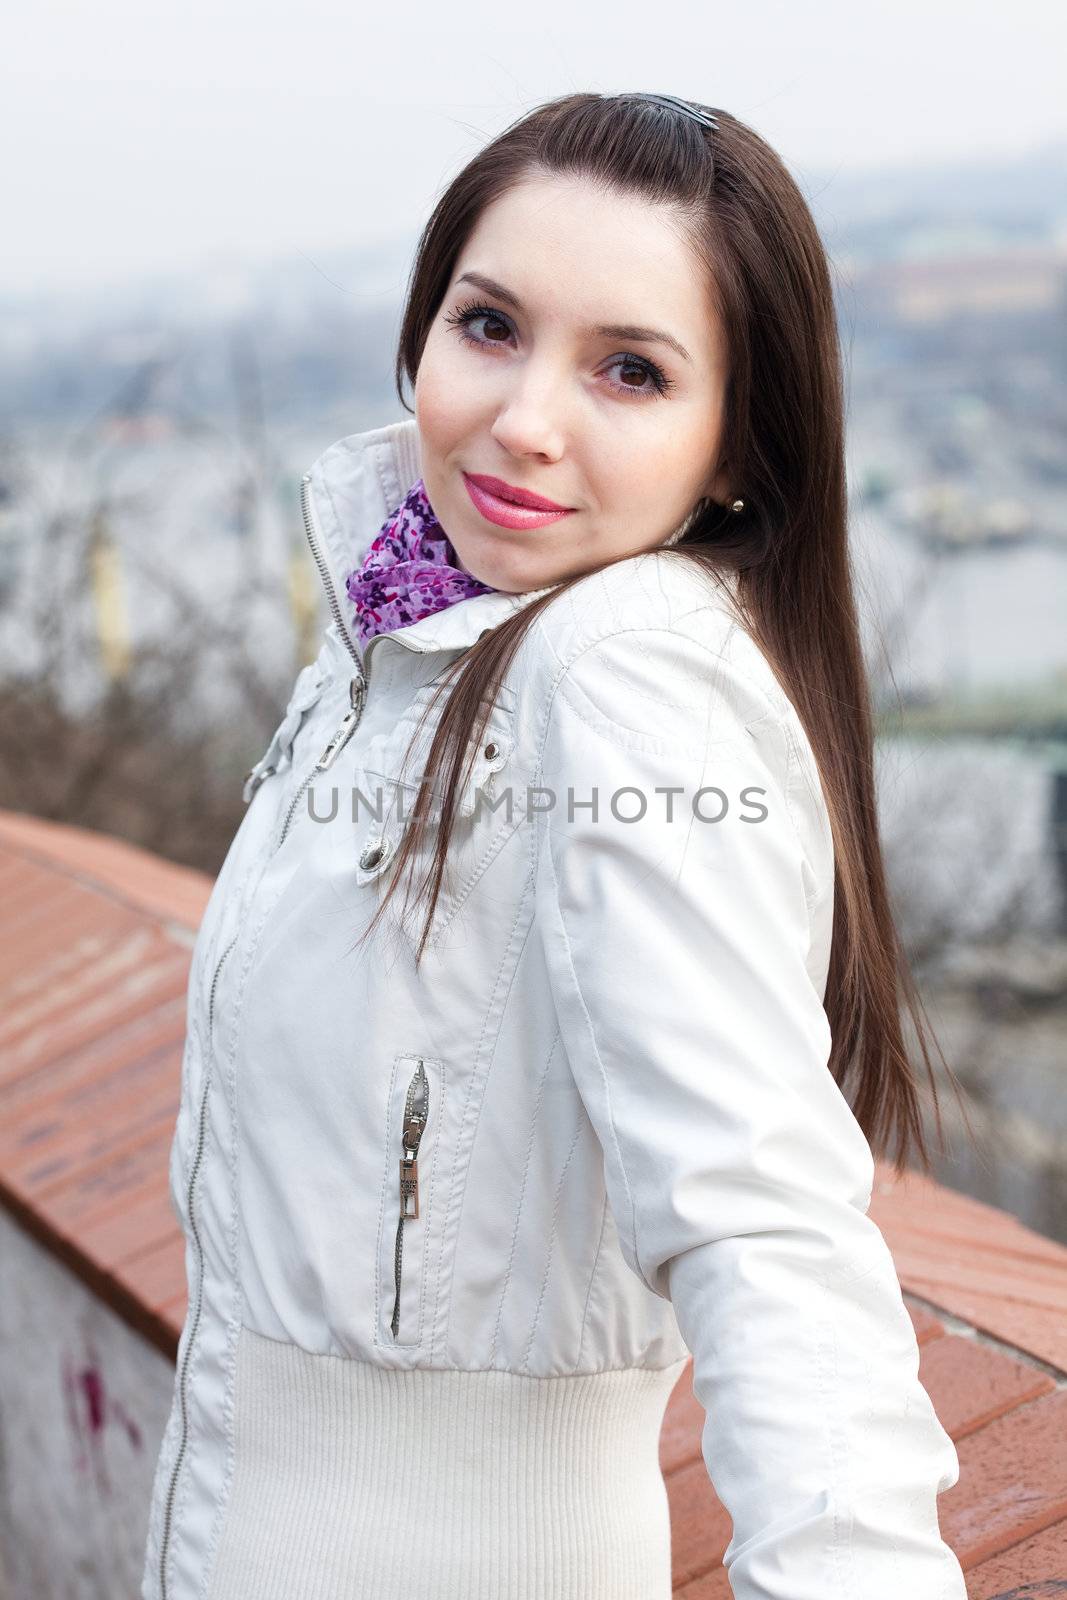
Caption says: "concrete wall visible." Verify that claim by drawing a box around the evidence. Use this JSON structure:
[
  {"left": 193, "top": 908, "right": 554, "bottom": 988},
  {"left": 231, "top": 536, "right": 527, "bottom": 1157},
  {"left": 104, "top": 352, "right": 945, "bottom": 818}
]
[{"left": 0, "top": 1208, "right": 174, "bottom": 1600}]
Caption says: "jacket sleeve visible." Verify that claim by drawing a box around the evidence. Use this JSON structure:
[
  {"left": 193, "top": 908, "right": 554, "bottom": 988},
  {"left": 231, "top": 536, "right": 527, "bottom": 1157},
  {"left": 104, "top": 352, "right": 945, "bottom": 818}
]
[{"left": 531, "top": 620, "right": 966, "bottom": 1600}]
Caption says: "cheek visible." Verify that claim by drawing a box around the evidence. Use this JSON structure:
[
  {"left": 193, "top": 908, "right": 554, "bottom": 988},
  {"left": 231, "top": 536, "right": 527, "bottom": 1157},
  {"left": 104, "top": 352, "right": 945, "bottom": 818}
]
[
  {"left": 415, "top": 330, "right": 481, "bottom": 452},
  {"left": 644, "top": 408, "right": 719, "bottom": 495},
  {"left": 592, "top": 429, "right": 684, "bottom": 512}
]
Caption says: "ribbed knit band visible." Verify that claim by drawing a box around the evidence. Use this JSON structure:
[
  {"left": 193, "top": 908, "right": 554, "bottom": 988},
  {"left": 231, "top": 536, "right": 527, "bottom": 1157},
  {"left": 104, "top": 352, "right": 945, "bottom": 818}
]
[{"left": 207, "top": 1326, "right": 688, "bottom": 1600}]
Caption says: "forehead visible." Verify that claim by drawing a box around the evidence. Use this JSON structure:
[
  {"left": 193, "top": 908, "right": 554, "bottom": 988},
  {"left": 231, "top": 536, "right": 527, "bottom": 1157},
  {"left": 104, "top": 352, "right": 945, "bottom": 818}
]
[{"left": 452, "top": 174, "right": 721, "bottom": 362}]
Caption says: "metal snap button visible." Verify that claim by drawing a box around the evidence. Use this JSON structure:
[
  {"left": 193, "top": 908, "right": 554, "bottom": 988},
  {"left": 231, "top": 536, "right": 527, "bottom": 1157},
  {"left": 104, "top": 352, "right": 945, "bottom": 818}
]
[
  {"left": 484, "top": 741, "right": 499, "bottom": 760},
  {"left": 359, "top": 835, "right": 394, "bottom": 872}
]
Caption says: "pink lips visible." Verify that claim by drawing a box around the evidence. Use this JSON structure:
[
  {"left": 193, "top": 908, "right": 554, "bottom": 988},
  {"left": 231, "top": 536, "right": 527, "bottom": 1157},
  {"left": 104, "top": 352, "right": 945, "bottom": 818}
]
[{"left": 463, "top": 472, "right": 576, "bottom": 530}]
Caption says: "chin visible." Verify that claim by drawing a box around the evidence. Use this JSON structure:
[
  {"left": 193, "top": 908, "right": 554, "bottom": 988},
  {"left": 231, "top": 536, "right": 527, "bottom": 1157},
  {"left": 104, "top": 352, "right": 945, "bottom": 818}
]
[
  {"left": 450, "top": 545, "right": 507, "bottom": 589},
  {"left": 476, "top": 555, "right": 549, "bottom": 595}
]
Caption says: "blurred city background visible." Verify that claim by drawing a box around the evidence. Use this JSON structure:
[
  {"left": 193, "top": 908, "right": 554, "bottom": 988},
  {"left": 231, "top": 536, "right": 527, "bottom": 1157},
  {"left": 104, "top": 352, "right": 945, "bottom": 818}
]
[{"left": 2, "top": 7, "right": 1065, "bottom": 1245}]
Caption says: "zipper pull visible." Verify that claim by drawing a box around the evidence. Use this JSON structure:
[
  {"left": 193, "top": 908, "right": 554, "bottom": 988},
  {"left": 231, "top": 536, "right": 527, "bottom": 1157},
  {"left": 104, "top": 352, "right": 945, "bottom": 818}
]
[
  {"left": 398, "top": 1061, "right": 429, "bottom": 1219},
  {"left": 315, "top": 675, "right": 366, "bottom": 772},
  {"left": 399, "top": 1151, "right": 420, "bottom": 1219},
  {"left": 391, "top": 1060, "right": 429, "bottom": 1339}
]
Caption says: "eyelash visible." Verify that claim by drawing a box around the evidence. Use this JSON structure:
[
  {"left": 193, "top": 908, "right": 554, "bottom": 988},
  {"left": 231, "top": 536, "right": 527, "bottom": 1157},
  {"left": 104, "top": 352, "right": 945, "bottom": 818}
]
[{"left": 443, "top": 298, "right": 676, "bottom": 400}]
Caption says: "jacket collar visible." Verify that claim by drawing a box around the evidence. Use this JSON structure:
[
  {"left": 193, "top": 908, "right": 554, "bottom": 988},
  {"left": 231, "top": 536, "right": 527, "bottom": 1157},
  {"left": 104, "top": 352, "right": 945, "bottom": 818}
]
[{"left": 301, "top": 417, "right": 563, "bottom": 667}]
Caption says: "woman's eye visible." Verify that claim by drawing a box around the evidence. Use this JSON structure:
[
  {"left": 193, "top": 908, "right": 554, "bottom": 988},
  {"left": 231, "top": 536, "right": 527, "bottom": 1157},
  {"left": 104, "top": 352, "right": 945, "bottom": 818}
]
[
  {"left": 459, "top": 307, "right": 511, "bottom": 344},
  {"left": 443, "top": 301, "right": 675, "bottom": 399},
  {"left": 444, "top": 303, "right": 512, "bottom": 348},
  {"left": 608, "top": 355, "right": 672, "bottom": 397}
]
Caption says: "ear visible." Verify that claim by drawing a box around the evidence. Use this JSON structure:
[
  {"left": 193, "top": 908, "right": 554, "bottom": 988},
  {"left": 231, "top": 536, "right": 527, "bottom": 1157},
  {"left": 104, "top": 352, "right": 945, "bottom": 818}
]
[{"left": 703, "top": 462, "right": 736, "bottom": 508}]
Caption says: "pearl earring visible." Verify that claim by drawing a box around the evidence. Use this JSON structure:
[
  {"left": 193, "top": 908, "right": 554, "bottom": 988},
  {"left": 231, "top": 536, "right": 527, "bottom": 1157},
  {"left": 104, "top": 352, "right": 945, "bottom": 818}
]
[{"left": 662, "top": 493, "right": 745, "bottom": 548}]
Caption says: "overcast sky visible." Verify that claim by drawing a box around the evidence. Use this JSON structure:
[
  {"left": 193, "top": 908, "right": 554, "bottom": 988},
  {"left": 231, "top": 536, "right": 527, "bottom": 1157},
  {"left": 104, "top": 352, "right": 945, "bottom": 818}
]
[{"left": 6, "top": 0, "right": 1066, "bottom": 300}]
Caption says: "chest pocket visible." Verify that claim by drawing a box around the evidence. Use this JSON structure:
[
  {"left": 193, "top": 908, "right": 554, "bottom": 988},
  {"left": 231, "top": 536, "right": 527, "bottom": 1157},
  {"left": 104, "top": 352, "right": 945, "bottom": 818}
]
[{"left": 355, "top": 679, "right": 521, "bottom": 941}]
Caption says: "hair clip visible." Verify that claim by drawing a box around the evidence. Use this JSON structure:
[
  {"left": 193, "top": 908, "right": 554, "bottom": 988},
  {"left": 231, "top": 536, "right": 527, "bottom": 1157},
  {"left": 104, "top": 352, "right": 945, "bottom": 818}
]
[{"left": 617, "top": 92, "right": 718, "bottom": 131}]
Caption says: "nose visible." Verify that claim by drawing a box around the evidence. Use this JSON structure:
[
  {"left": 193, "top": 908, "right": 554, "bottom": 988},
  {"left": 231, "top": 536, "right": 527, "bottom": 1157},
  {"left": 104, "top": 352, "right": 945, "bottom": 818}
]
[{"left": 488, "top": 371, "right": 568, "bottom": 462}]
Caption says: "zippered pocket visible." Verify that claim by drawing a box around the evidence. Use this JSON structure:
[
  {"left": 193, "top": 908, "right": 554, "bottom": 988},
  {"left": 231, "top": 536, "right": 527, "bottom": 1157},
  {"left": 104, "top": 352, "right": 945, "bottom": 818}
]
[{"left": 375, "top": 1053, "right": 445, "bottom": 1349}]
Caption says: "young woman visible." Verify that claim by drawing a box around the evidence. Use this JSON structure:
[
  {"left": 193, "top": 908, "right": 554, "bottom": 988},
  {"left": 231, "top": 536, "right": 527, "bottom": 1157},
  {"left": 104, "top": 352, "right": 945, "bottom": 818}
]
[{"left": 142, "top": 92, "right": 973, "bottom": 1599}]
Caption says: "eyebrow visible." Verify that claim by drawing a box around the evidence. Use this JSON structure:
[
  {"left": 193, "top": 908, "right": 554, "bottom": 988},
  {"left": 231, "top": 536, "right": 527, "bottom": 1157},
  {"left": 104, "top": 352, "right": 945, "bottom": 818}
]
[{"left": 454, "top": 271, "right": 693, "bottom": 365}]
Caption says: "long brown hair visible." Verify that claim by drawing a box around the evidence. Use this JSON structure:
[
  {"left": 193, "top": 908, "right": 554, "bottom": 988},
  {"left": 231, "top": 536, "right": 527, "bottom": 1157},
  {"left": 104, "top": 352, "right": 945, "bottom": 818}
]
[{"left": 356, "top": 90, "right": 975, "bottom": 1177}]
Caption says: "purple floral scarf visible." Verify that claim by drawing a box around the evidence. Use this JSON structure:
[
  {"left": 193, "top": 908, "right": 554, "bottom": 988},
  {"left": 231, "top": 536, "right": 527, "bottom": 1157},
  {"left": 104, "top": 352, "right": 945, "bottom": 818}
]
[{"left": 345, "top": 477, "right": 495, "bottom": 651}]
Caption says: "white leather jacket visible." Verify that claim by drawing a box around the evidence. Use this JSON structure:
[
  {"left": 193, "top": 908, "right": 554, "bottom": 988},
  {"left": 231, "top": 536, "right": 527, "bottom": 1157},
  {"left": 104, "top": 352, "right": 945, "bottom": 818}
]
[{"left": 141, "top": 417, "right": 966, "bottom": 1599}]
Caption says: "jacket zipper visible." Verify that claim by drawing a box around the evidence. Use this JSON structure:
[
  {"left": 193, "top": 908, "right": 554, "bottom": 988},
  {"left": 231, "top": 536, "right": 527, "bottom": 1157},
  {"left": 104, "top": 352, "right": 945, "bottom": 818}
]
[
  {"left": 158, "top": 472, "right": 431, "bottom": 1591},
  {"left": 157, "top": 931, "right": 236, "bottom": 1599},
  {"left": 274, "top": 474, "right": 433, "bottom": 851},
  {"left": 298, "top": 470, "right": 445, "bottom": 675},
  {"left": 391, "top": 1058, "right": 429, "bottom": 1341},
  {"left": 275, "top": 674, "right": 366, "bottom": 848},
  {"left": 271, "top": 473, "right": 368, "bottom": 848}
]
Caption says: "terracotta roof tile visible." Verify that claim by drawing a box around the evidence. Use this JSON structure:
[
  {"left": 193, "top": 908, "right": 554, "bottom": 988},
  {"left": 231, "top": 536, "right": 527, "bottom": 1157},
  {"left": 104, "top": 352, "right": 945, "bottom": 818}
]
[
  {"left": 0, "top": 808, "right": 1064, "bottom": 1595},
  {"left": 663, "top": 1447, "right": 733, "bottom": 1589},
  {"left": 871, "top": 1167, "right": 1067, "bottom": 1374},
  {"left": 943, "top": 1389, "right": 1067, "bottom": 1567},
  {"left": 0, "top": 811, "right": 211, "bottom": 929},
  {"left": 0, "top": 812, "right": 201, "bottom": 1350},
  {"left": 917, "top": 1331, "right": 1056, "bottom": 1438},
  {"left": 910, "top": 1300, "right": 948, "bottom": 1341},
  {"left": 965, "top": 1518, "right": 1067, "bottom": 1596}
]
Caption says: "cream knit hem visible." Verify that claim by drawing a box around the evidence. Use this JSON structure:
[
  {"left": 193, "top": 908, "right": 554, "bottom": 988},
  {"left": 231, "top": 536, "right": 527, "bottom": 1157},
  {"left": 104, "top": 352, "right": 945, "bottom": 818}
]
[{"left": 205, "top": 1325, "right": 688, "bottom": 1600}]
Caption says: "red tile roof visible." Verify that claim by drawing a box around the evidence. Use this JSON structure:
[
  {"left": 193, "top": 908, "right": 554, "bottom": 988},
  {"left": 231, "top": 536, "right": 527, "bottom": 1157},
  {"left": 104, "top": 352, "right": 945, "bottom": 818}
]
[{"left": 1, "top": 807, "right": 1064, "bottom": 1596}]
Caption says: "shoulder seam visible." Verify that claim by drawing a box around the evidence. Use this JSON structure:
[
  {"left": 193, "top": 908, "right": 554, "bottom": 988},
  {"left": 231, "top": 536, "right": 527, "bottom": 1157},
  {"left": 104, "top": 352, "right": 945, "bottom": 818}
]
[
  {"left": 532, "top": 612, "right": 783, "bottom": 735},
  {"left": 530, "top": 618, "right": 819, "bottom": 910}
]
